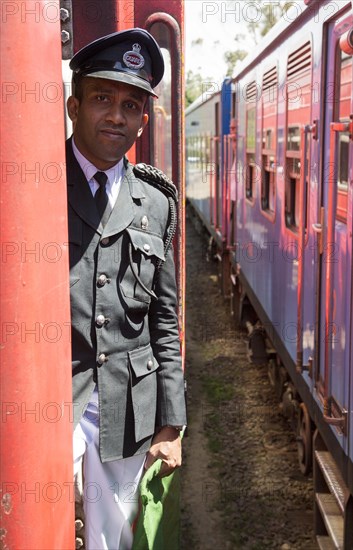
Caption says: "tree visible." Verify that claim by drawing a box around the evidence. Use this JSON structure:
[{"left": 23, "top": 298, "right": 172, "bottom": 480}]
[
  {"left": 185, "top": 1, "right": 296, "bottom": 104},
  {"left": 224, "top": 50, "right": 248, "bottom": 77},
  {"left": 185, "top": 70, "right": 214, "bottom": 108},
  {"left": 261, "top": 1, "right": 296, "bottom": 37},
  {"left": 223, "top": 1, "right": 295, "bottom": 77}
]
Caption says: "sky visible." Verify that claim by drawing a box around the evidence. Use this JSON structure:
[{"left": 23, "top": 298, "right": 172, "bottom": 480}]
[
  {"left": 184, "top": 1, "right": 296, "bottom": 87},
  {"left": 185, "top": 0, "right": 251, "bottom": 86}
]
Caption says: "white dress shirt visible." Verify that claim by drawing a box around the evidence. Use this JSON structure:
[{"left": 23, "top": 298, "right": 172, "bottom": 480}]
[{"left": 71, "top": 137, "right": 124, "bottom": 208}]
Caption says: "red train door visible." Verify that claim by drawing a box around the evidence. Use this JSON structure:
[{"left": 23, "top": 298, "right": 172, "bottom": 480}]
[
  {"left": 318, "top": 13, "right": 353, "bottom": 440},
  {"left": 1, "top": 3, "right": 74, "bottom": 549}
]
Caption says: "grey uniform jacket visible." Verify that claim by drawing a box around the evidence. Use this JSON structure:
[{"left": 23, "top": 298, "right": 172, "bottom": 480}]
[{"left": 66, "top": 138, "right": 187, "bottom": 462}]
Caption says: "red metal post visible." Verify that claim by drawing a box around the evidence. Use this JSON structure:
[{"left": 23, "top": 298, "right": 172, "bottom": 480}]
[{"left": 1, "top": 2, "right": 74, "bottom": 548}]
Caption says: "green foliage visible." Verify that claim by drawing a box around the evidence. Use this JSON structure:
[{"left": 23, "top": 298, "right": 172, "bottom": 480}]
[
  {"left": 202, "top": 376, "right": 234, "bottom": 405},
  {"left": 258, "top": 1, "right": 295, "bottom": 38},
  {"left": 223, "top": 1, "right": 295, "bottom": 77},
  {"left": 185, "top": 1, "right": 295, "bottom": 104},
  {"left": 192, "top": 38, "right": 203, "bottom": 47},
  {"left": 185, "top": 70, "right": 214, "bottom": 108},
  {"left": 224, "top": 50, "right": 248, "bottom": 77}
]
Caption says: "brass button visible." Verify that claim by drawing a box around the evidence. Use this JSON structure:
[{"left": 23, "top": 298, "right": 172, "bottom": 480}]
[
  {"left": 97, "top": 353, "right": 107, "bottom": 365},
  {"left": 96, "top": 315, "right": 105, "bottom": 326},
  {"left": 97, "top": 274, "right": 107, "bottom": 286},
  {"left": 147, "top": 359, "right": 153, "bottom": 370},
  {"left": 143, "top": 243, "right": 150, "bottom": 253},
  {"left": 101, "top": 237, "right": 109, "bottom": 245},
  {"left": 141, "top": 215, "right": 149, "bottom": 230}
]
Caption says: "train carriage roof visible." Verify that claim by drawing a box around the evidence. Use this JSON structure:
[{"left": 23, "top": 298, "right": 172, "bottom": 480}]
[
  {"left": 185, "top": 87, "right": 220, "bottom": 115},
  {"left": 230, "top": 0, "right": 351, "bottom": 82},
  {"left": 185, "top": 1, "right": 351, "bottom": 115}
]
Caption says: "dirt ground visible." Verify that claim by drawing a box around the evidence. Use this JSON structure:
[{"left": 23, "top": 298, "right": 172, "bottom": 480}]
[{"left": 180, "top": 212, "right": 317, "bottom": 550}]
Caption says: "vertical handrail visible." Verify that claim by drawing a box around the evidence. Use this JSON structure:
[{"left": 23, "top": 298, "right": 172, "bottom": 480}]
[
  {"left": 211, "top": 137, "right": 220, "bottom": 227},
  {"left": 297, "top": 125, "right": 310, "bottom": 372},
  {"left": 144, "top": 12, "right": 186, "bottom": 366},
  {"left": 225, "top": 134, "right": 236, "bottom": 247},
  {"left": 296, "top": 126, "right": 306, "bottom": 371},
  {"left": 325, "top": 123, "right": 340, "bottom": 401},
  {"left": 223, "top": 134, "right": 229, "bottom": 244},
  {"left": 210, "top": 137, "right": 215, "bottom": 225}
]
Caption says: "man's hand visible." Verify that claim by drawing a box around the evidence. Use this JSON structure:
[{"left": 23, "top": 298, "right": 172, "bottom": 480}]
[{"left": 145, "top": 426, "right": 182, "bottom": 477}]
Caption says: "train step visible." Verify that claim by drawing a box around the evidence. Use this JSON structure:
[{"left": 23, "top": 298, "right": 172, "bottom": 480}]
[
  {"left": 316, "top": 451, "right": 346, "bottom": 512},
  {"left": 316, "top": 535, "right": 336, "bottom": 550},
  {"left": 315, "top": 492, "right": 344, "bottom": 548},
  {"left": 314, "top": 443, "right": 352, "bottom": 550}
]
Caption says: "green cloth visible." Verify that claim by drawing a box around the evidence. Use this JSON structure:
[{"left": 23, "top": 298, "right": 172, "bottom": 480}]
[{"left": 132, "top": 460, "right": 181, "bottom": 550}]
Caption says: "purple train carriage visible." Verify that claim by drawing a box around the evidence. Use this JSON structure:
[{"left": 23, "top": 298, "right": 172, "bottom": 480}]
[{"left": 186, "top": 1, "right": 353, "bottom": 548}]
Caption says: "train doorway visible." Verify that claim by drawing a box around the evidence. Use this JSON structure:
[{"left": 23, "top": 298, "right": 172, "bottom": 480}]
[{"left": 318, "top": 13, "right": 353, "bottom": 443}]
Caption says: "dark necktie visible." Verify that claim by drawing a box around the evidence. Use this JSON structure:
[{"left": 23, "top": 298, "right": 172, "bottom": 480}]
[{"left": 94, "top": 171, "right": 111, "bottom": 226}]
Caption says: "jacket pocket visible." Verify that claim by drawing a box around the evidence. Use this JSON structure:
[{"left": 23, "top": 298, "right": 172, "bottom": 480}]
[
  {"left": 120, "top": 228, "right": 165, "bottom": 304},
  {"left": 128, "top": 343, "right": 159, "bottom": 442}
]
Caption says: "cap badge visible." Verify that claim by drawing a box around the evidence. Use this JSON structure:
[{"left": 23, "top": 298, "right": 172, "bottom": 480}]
[{"left": 123, "top": 43, "right": 145, "bottom": 70}]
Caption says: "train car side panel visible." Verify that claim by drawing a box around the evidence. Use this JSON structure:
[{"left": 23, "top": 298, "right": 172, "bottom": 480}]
[
  {"left": 186, "top": 1, "right": 353, "bottom": 546},
  {"left": 186, "top": 94, "right": 218, "bottom": 232}
]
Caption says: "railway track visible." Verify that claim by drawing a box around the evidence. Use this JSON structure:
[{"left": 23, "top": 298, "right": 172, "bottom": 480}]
[{"left": 180, "top": 212, "right": 317, "bottom": 549}]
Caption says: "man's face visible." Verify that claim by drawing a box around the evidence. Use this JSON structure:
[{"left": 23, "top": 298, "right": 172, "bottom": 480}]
[{"left": 67, "top": 77, "right": 149, "bottom": 170}]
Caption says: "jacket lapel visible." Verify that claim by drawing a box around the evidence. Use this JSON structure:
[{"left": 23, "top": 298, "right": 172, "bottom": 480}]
[
  {"left": 102, "top": 161, "right": 146, "bottom": 238},
  {"left": 66, "top": 138, "right": 102, "bottom": 234}
]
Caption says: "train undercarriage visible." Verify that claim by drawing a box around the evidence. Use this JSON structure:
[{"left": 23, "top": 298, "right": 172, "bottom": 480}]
[{"left": 191, "top": 209, "right": 353, "bottom": 550}]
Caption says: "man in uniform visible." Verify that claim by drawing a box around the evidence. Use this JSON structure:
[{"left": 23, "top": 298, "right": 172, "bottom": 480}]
[{"left": 66, "top": 28, "right": 187, "bottom": 549}]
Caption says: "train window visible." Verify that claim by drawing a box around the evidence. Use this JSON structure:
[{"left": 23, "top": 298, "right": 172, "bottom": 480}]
[
  {"left": 206, "top": 135, "right": 211, "bottom": 165},
  {"left": 196, "top": 136, "right": 200, "bottom": 168},
  {"left": 285, "top": 41, "right": 312, "bottom": 230},
  {"left": 261, "top": 66, "right": 277, "bottom": 213},
  {"left": 201, "top": 136, "right": 206, "bottom": 168},
  {"left": 149, "top": 22, "right": 172, "bottom": 180},
  {"left": 246, "top": 81, "right": 257, "bottom": 201},
  {"left": 199, "top": 135, "right": 204, "bottom": 167},
  {"left": 287, "top": 126, "right": 300, "bottom": 151},
  {"left": 186, "top": 136, "right": 192, "bottom": 162},
  {"left": 335, "top": 49, "right": 351, "bottom": 223}
]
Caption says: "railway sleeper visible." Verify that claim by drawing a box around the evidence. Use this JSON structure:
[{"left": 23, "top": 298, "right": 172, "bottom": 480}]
[{"left": 314, "top": 431, "right": 353, "bottom": 550}]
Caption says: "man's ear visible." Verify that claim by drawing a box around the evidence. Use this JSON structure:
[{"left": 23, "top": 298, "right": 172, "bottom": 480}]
[
  {"left": 137, "top": 113, "right": 149, "bottom": 138},
  {"left": 67, "top": 96, "right": 79, "bottom": 123}
]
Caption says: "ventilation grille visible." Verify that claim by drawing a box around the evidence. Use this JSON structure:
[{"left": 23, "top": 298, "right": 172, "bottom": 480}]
[
  {"left": 246, "top": 81, "right": 258, "bottom": 102},
  {"left": 287, "top": 41, "right": 311, "bottom": 81},
  {"left": 263, "top": 66, "right": 277, "bottom": 91}
]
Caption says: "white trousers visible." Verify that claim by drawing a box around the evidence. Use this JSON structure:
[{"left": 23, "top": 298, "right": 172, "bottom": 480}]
[{"left": 73, "top": 399, "right": 145, "bottom": 550}]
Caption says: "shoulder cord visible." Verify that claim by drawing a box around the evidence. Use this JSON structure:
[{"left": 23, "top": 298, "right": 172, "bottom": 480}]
[{"left": 128, "top": 196, "right": 178, "bottom": 302}]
